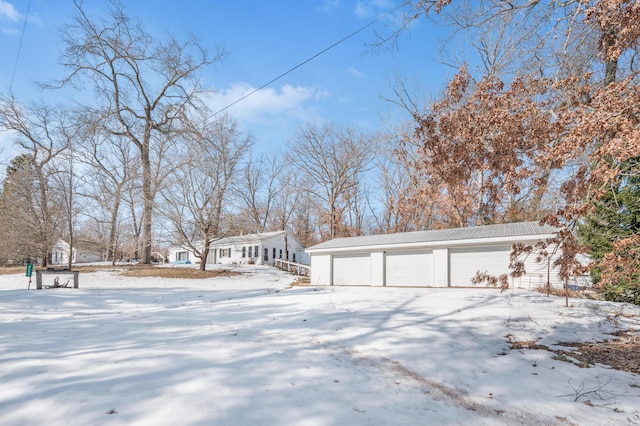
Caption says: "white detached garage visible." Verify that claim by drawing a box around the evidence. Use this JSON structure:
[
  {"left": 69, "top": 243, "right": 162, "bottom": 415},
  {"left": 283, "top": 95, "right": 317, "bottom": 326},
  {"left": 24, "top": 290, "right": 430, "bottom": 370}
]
[{"left": 306, "top": 222, "right": 564, "bottom": 288}]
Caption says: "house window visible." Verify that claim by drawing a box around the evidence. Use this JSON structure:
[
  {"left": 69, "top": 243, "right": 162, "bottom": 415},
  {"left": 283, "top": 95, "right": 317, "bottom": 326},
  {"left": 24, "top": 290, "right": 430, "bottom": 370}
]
[
  {"left": 254, "top": 245, "right": 258, "bottom": 257},
  {"left": 177, "top": 251, "right": 188, "bottom": 261},
  {"left": 293, "top": 253, "right": 296, "bottom": 262},
  {"left": 242, "top": 247, "right": 246, "bottom": 258},
  {"left": 273, "top": 248, "right": 276, "bottom": 259},
  {"left": 263, "top": 248, "right": 268, "bottom": 261},
  {"left": 279, "top": 249, "right": 282, "bottom": 259}
]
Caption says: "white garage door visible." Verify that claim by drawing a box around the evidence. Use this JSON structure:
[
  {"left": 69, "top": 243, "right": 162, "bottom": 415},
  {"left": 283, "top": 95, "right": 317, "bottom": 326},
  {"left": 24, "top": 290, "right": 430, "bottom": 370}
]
[
  {"left": 333, "top": 253, "right": 371, "bottom": 286},
  {"left": 385, "top": 250, "right": 433, "bottom": 286},
  {"left": 449, "top": 245, "right": 511, "bottom": 286}
]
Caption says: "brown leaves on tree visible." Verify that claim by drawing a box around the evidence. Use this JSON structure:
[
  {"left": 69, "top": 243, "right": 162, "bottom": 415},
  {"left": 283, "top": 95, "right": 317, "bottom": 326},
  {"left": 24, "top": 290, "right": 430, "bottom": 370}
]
[
  {"left": 408, "top": 66, "right": 564, "bottom": 227},
  {"left": 472, "top": 271, "right": 510, "bottom": 291},
  {"left": 403, "top": 64, "right": 639, "bottom": 292},
  {"left": 585, "top": 0, "right": 640, "bottom": 63}
]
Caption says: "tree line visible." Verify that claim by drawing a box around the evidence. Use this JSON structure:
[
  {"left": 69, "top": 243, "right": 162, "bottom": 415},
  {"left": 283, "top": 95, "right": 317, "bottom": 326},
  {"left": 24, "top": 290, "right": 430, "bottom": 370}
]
[
  {"left": 0, "top": 2, "right": 386, "bottom": 270},
  {"left": 1, "top": 0, "right": 638, "bottom": 303}
]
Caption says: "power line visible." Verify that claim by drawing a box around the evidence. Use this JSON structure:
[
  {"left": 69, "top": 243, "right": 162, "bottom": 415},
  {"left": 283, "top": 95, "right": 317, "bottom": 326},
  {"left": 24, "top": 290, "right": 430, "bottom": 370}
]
[
  {"left": 9, "top": 0, "right": 32, "bottom": 93},
  {"left": 207, "top": 3, "right": 405, "bottom": 120}
]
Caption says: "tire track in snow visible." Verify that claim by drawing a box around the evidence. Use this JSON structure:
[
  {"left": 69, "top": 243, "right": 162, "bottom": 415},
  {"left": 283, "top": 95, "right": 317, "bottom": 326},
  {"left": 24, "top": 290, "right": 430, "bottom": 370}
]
[{"left": 330, "top": 345, "right": 566, "bottom": 425}]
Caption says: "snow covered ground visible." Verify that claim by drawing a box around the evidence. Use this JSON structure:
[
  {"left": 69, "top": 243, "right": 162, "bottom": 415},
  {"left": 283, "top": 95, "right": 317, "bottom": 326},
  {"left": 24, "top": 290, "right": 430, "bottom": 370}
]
[{"left": 1, "top": 264, "right": 639, "bottom": 425}]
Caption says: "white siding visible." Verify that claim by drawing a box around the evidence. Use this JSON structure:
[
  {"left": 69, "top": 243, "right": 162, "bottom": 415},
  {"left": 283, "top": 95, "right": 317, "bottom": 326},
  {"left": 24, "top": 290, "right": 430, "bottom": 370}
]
[
  {"left": 449, "top": 245, "right": 511, "bottom": 286},
  {"left": 370, "top": 252, "right": 385, "bottom": 286},
  {"left": 432, "top": 248, "right": 449, "bottom": 287},
  {"left": 333, "top": 253, "right": 371, "bottom": 286},
  {"left": 310, "top": 254, "right": 332, "bottom": 285},
  {"left": 515, "top": 243, "right": 564, "bottom": 289},
  {"left": 385, "top": 250, "right": 433, "bottom": 286}
]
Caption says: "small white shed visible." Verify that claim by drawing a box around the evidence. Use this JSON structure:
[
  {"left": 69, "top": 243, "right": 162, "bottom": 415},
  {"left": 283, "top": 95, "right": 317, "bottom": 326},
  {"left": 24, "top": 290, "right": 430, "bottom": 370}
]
[
  {"left": 169, "top": 230, "right": 309, "bottom": 266},
  {"left": 306, "top": 222, "right": 566, "bottom": 288}
]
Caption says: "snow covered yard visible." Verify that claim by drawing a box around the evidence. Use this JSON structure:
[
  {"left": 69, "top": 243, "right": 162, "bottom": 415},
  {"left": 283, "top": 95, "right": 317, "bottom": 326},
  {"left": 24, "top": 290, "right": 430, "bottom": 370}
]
[{"left": 0, "top": 265, "right": 639, "bottom": 425}]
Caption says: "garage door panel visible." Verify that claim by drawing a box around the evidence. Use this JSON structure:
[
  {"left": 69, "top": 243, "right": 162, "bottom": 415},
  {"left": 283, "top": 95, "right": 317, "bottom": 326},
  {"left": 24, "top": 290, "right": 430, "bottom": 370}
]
[
  {"left": 386, "top": 250, "right": 433, "bottom": 286},
  {"left": 449, "top": 245, "right": 511, "bottom": 286},
  {"left": 333, "top": 253, "right": 371, "bottom": 286}
]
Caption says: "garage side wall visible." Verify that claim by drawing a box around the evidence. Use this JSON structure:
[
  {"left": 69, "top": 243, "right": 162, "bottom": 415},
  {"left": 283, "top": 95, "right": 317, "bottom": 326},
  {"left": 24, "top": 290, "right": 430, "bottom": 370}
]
[
  {"left": 310, "top": 254, "right": 332, "bottom": 286},
  {"left": 433, "top": 248, "right": 449, "bottom": 287},
  {"left": 371, "top": 252, "right": 384, "bottom": 286}
]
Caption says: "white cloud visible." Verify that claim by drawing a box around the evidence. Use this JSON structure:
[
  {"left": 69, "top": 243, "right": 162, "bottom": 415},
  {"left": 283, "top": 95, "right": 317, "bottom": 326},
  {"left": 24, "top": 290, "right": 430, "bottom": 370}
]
[
  {"left": 347, "top": 66, "right": 364, "bottom": 79},
  {"left": 204, "top": 82, "right": 328, "bottom": 126},
  {"left": 0, "top": 0, "right": 19, "bottom": 21},
  {"left": 0, "top": 1, "right": 42, "bottom": 34},
  {"left": 354, "top": 0, "right": 395, "bottom": 19},
  {"left": 201, "top": 82, "right": 333, "bottom": 147},
  {"left": 354, "top": 2, "right": 370, "bottom": 19},
  {"left": 316, "top": 0, "right": 341, "bottom": 13},
  {"left": 1, "top": 26, "right": 18, "bottom": 35}
]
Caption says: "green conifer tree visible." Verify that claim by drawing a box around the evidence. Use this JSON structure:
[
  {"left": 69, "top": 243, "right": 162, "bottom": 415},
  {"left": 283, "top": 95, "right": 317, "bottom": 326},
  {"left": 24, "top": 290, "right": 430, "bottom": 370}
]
[{"left": 579, "top": 157, "right": 640, "bottom": 301}]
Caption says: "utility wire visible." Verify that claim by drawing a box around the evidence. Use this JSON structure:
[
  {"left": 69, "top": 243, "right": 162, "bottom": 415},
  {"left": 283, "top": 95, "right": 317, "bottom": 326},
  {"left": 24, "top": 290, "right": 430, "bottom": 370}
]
[
  {"left": 9, "top": 0, "right": 32, "bottom": 93},
  {"left": 207, "top": 3, "right": 405, "bottom": 120}
]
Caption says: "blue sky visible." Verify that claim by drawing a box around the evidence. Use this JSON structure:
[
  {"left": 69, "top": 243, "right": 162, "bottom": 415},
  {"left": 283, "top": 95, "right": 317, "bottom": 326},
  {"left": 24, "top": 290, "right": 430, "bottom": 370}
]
[{"left": 1, "top": 0, "right": 451, "bottom": 161}]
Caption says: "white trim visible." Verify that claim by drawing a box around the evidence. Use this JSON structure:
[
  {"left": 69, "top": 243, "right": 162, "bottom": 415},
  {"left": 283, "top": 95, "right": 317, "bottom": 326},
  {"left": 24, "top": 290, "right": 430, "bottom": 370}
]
[{"left": 306, "top": 233, "right": 556, "bottom": 255}]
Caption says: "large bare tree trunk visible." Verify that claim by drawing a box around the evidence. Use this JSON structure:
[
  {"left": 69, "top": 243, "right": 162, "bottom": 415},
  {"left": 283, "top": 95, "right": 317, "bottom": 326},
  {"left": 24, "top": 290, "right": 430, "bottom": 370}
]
[
  {"left": 141, "top": 137, "right": 153, "bottom": 264},
  {"left": 56, "top": 1, "right": 221, "bottom": 264}
]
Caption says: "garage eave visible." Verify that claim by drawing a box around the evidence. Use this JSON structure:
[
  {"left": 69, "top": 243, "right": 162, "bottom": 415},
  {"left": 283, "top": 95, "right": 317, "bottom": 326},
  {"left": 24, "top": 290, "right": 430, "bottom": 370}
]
[{"left": 306, "top": 233, "right": 556, "bottom": 255}]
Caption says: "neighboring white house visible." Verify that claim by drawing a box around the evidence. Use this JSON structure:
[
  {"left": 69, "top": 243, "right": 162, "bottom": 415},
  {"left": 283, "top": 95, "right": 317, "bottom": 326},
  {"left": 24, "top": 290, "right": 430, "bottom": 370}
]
[
  {"left": 306, "top": 221, "right": 569, "bottom": 288},
  {"left": 51, "top": 240, "right": 76, "bottom": 265},
  {"left": 50, "top": 239, "right": 104, "bottom": 265},
  {"left": 169, "top": 230, "right": 309, "bottom": 266}
]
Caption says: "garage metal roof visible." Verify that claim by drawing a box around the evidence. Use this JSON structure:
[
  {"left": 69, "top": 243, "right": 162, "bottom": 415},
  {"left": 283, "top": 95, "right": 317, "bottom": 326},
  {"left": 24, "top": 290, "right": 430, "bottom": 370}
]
[{"left": 306, "top": 221, "right": 558, "bottom": 251}]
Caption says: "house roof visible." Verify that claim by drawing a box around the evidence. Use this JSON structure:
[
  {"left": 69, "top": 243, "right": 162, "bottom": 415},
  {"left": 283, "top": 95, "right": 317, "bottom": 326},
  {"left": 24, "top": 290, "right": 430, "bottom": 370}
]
[
  {"left": 209, "top": 230, "right": 289, "bottom": 247},
  {"left": 169, "top": 230, "right": 306, "bottom": 253},
  {"left": 306, "top": 221, "right": 558, "bottom": 252}
]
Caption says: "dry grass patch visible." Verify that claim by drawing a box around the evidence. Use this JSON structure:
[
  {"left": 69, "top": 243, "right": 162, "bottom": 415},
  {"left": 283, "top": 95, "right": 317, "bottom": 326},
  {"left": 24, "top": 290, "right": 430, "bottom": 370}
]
[
  {"left": 555, "top": 331, "right": 640, "bottom": 375},
  {"left": 1, "top": 264, "right": 241, "bottom": 279},
  {"left": 507, "top": 331, "right": 640, "bottom": 374},
  {"left": 536, "top": 286, "right": 603, "bottom": 300},
  {"left": 0, "top": 266, "right": 24, "bottom": 275},
  {"left": 120, "top": 265, "right": 240, "bottom": 279}
]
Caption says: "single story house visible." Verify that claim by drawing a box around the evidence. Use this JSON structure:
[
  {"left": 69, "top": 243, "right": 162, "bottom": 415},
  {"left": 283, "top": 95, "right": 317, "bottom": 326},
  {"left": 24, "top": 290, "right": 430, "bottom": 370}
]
[
  {"left": 305, "top": 221, "right": 567, "bottom": 288},
  {"left": 169, "top": 230, "right": 309, "bottom": 266},
  {"left": 51, "top": 239, "right": 104, "bottom": 265},
  {"left": 51, "top": 240, "right": 75, "bottom": 265}
]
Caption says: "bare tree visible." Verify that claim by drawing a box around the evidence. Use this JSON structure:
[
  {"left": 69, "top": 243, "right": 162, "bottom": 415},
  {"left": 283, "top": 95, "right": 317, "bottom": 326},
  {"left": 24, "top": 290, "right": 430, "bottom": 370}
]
[
  {"left": 75, "top": 118, "right": 141, "bottom": 264},
  {"left": 400, "top": 0, "right": 637, "bottom": 85},
  {"left": 0, "top": 98, "right": 68, "bottom": 266},
  {"left": 234, "top": 152, "right": 289, "bottom": 233},
  {"left": 160, "top": 114, "right": 252, "bottom": 270},
  {"left": 54, "top": 1, "right": 223, "bottom": 263},
  {"left": 51, "top": 126, "right": 83, "bottom": 270},
  {"left": 287, "top": 123, "right": 376, "bottom": 241},
  {"left": 288, "top": 186, "right": 319, "bottom": 247}
]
